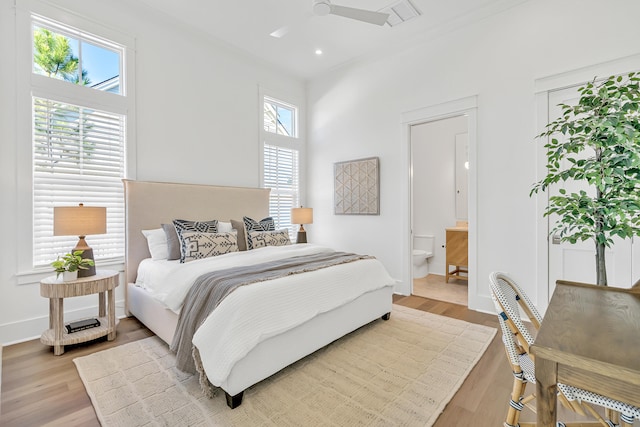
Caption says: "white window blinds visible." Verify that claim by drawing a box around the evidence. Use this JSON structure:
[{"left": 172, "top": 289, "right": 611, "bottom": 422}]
[
  {"left": 264, "top": 143, "right": 299, "bottom": 237},
  {"left": 32, "top": 96, "right": 125, "bottom": 267}
]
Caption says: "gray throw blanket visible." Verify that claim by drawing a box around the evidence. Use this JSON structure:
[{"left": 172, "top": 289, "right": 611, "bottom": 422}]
[{"left": 171, "top": 251, "right": 373, "bottom": 375}]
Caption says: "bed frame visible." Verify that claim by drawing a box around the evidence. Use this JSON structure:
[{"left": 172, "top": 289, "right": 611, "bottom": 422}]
[{"left": 123, "top": 179, "right": 393, "bottom": 408}]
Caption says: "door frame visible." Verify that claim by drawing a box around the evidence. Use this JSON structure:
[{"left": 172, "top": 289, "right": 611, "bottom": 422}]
[
  {"left": 400, "top": 96, "right": 478, "bottom": 306},
  {"left": 533, "top": 53, "right": 640, "bottom": 312}
]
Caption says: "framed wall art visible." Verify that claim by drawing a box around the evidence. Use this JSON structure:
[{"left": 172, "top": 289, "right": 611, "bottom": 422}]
[{"left": 334, "top": 156, "right": 380, "bottom": 215}]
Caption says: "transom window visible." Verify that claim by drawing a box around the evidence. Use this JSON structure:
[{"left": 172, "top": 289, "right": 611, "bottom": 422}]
[
  {"left": 264, "top": 97, "right": 296, "bottom": 137},
  {"left": 33, "top": 17, "right": 122, "bottom": 94}
]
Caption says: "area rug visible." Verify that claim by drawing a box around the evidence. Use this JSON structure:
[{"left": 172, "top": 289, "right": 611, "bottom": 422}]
[{"left": 74, "top": 305, "right": 496, "bottom": 426}]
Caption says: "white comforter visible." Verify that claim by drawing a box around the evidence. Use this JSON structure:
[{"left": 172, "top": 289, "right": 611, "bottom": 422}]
[{"left": 141, "top": 244, "right": 396, "bottom": 386}]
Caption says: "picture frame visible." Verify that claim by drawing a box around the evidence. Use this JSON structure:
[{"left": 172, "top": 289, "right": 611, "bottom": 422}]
[{"left": 334, "top": 156, "right": 380, "bottom": 215}]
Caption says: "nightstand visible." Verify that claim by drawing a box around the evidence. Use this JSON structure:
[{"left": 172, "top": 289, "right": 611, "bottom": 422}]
[{"left": 40, "top": 269, "right": 119, "bottom": 355}]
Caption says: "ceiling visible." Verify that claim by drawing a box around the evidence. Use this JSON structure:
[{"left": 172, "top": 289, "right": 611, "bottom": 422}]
[{"left": 137, "top": 0, "right": 524, "bottom": 80}]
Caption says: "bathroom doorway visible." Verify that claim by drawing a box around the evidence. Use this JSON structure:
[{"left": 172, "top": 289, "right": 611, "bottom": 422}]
[{"left": 410, "top": 114, "right": 469, "bottom": 306}]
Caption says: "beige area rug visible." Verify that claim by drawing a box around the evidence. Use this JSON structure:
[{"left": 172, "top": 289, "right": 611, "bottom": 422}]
[
  {"left": 74, "top": 305, "right": 495, "bottom": 426},
  {"left": 413, "top": 274, "right": 468, "bottom": 306}
]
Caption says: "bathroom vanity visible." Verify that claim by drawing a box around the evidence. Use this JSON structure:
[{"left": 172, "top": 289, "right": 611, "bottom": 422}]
[{"left": 445, "top": 225, "right": 468, "bottom": 283}]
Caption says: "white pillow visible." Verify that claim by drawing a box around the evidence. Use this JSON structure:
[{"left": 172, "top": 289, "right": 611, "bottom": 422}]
[
  {"left": 141, "top": 228, "right": 168, "bottom": 260},
  {"left": 218, "top": 221, "right": 233, "bottom": 233}
]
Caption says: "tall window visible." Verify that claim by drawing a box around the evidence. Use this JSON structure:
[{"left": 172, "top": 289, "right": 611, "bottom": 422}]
[
  {"left": 262, "top": 96, "right": 301, "bottom": 238},
  {"left": 30, "top": 15, "right": 127, "bottom": 267}
]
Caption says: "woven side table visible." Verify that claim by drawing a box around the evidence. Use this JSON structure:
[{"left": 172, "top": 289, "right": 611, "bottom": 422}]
[{"left": 40, "top": 270, "right": 119, "bottom": 355}]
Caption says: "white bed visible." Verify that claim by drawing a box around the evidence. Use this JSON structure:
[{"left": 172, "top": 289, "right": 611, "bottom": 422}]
[{"left": 123, "top": 179, "right": 395, "bottom": 408}]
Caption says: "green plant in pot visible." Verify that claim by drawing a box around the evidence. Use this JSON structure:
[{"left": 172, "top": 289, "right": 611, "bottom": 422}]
[
  {"left": 51, "top": 250, "right": 95, "bottom": 281},
  {"left": 531, "top": 72, "right": 640, "bottom": 286}
]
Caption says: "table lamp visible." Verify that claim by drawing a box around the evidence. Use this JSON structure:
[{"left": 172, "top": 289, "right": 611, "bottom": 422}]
[
  {"left": 54, "top": 203, "right": 106, "bottom": 277},
  {"left": 291, "top": 206, "right": 313, "bottom": 244}
]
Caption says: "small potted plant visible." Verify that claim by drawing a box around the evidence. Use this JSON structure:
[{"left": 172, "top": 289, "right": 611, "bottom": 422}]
[{"left": 51, "top": 250, "right": 95, "bottom": 281}]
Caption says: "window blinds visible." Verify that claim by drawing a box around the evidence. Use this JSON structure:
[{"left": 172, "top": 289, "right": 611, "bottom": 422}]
[
  {"left": 32, "top": 97, "right": 125, "bottom": 267},
  {"left": 263, "top": 143, "right": 299, "bottom": 238}
]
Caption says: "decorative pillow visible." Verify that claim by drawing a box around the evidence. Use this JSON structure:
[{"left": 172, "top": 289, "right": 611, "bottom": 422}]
[
  {"left": 243, "top": 216, "right": 275, "bottom": 250},
  {"left": 179, "top": 231, "right": 238, "bottom": 263},
  {"left": 230, "top": 219, "right": 247, "bottom": 251},
  {"left": 141, "top": 228, "right": 168, "bottom": 260},
  {"left": 218, "top": 221, "right": 233, "bottom": 233},
  {"left": 162, "top": 223, "right": 181, "bottom": 260},
  {"left": 248, "top": 229, "right": 291, "bottom": 249},
  {"left": 172, "top": 218, "right": 217, "bottom": 247}
]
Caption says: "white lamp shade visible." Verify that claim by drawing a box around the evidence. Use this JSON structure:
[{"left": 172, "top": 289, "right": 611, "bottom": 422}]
[
  {"left": 291, "top": 207, "right": 313, "bottom": 225},
  {"left": 54, "top": 204, "right": 107, "bottom": 236}
]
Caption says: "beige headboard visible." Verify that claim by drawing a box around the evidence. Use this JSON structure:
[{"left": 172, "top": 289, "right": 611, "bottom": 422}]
[{"left": 123, "top": 179, "right": 270, "bottom": 286}]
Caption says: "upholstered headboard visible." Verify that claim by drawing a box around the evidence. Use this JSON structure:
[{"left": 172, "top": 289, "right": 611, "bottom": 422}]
[{"left": 123, "top": 179, "right": 270, "bottom": 286}]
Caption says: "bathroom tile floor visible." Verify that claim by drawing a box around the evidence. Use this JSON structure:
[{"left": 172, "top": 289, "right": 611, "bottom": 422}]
[{"left": 412, "top": 274, "right": 468, "bottom": 306}]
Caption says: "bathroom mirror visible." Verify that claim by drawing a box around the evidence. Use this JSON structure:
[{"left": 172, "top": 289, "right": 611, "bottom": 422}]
[{"left": 455, "top": 133, "right": 468, "bottom": 220}]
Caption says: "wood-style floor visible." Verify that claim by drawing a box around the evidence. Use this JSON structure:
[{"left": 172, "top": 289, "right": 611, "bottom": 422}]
[{"left": 0, "top": 295, "right": 597, "bottom": 427}]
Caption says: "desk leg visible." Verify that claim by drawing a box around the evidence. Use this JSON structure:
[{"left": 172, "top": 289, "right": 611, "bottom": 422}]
[
  {"left": 52, "top": 298, "right": 64, "bottom": 356},
  {"left": 98, "top": 291, "right": 106, "bottom": 318},
  {"left": 535, "top": 357, "right": 558, "bottom": 427},
  {"left": 107, "top": 288, "right": 116, "bottom": 341}
]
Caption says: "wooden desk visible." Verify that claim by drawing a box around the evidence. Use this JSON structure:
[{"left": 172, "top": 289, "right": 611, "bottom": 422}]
[
  {"left": 445, "top": 226, "right": 468, "bottom": 282},
  {"left": 530, "top": 282, "right": 640, "bottom": 426}
]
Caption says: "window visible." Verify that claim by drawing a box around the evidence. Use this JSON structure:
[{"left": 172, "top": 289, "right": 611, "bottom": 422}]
[
  {"left": 261, "top": 95, "right": 302, "bottom": 238},
  {"left": 28, "top": 15, "right": 128, "bottom": 268},
  {"left": 264, "top": 97, "right": 295, "bottom": 136},
  {"left": 32, "top": 22, "right": 122, "bottom": 94}
]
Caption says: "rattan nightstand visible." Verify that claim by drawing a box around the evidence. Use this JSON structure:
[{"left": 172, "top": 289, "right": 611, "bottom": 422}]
[{"left": 40, "top": 270, "right": 119, "bottom": 355}]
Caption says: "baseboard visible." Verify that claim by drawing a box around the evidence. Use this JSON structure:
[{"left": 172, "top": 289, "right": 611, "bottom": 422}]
[{"left": 0, "top": 299, "right": 126, "bottom": 346}]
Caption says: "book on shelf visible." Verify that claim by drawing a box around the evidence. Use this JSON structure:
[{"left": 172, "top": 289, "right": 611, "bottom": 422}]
[{"left": 65, "top": 318, "right": 100, "bottom": 334}]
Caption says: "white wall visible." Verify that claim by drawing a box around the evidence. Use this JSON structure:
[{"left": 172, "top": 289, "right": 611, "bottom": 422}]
[
  {"left": 307, "top": 0, "right": 640, "bottom": 313},
  {"left": 0, "top": 0, "right": 305, "bottom": 344},
  {"left": 411, "top": 116, "right": 468, "bottom": 276}
]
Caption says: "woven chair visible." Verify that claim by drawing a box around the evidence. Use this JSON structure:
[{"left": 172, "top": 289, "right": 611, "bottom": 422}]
[{"left": 489, "top": 271, "right": 640, "bottom": 427}]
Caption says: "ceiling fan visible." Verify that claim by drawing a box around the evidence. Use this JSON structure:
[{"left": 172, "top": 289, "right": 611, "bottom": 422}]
[
  {"left": 312, "top": 0, "right": 390, "bottom": 26},
  {"left": 270, "top": 1, "right": 390, "bottom": 38}
]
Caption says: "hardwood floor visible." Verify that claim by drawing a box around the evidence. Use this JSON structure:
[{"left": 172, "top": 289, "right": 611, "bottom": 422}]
[{"left": 0, "top": 295, "right": 599, "bottom": 426}]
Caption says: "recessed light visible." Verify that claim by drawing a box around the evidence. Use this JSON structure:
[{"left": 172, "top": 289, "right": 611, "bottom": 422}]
[{"left": 315, "top": 49, "right": 323, "bottom": 55}]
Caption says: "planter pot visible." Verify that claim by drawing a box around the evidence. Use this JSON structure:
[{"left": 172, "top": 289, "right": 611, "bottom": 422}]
[{"left": 62, "top": 271, "right": 78, "bottom": 282}]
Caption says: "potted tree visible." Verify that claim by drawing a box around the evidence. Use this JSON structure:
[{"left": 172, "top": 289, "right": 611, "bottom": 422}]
[
  {"left": 51, "top": 250, "right": 95, "bottom": 281},
  {"left": 531, "top": 72, "right": 640, "bottom": 286},
  {"left": 530, "top": 73, "right": 640, "bottom": 286}
]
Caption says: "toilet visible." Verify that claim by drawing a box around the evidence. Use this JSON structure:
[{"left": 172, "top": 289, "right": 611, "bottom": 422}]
[{"left": 413, "top": 235, "right": 434, "bottom": 278}]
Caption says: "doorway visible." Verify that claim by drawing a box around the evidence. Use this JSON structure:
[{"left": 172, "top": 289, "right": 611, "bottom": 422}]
[{"left": 410, "top": 115, "right": 470, "bottom": 305}]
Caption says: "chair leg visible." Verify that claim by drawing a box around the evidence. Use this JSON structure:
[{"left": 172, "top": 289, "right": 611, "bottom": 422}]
[
  {"left": 619, "top": 411, "right": 635, "bottom": 427},
  {"left": 605, "top": 408, "right": 620, "bottom": 426},
  {"left": 579, "top": 402, "right": 617, "bottom": 427},
  {"left": 505, "top": 369, "right": 528, "bottom": 427}
]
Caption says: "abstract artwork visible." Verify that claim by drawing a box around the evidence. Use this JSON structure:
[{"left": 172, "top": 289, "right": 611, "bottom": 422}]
[{"left": 334, "top": 157, "right": 380, "bottom": 215}]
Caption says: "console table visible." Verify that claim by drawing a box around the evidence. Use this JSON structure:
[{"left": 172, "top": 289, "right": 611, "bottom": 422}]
[{"left": 40, "top": 270, "right": 119, "bottom": 355}]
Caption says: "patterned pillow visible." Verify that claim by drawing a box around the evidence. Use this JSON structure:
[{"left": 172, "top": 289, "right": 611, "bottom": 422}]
[
  {"left": 173, "top": 219, "right": 218, "bottom": 249},
  {"left": 248, "top": 230, "right": 291, "bottom": 249},
  {"left": 243, "top": 216, "right": 275, "bottom": 249},
  {"left": 179, "top": 231, "right": 238, "bottom": 263}
]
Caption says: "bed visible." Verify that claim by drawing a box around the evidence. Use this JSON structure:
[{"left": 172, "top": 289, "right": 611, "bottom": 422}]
[{"left": 123, "top": 179, "right": 395, "bottom": 408}]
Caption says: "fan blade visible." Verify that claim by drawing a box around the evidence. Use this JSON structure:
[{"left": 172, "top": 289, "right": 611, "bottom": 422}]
[{"left": 329, "top": 4, "right": 389, "bottom": 25}]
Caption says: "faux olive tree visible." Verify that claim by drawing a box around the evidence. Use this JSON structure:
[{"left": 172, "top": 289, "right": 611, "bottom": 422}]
[{"left": 531, "top": 73, "right": 640, "bottom": 286}]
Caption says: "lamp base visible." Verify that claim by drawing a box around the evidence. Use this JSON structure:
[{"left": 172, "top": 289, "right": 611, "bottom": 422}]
[
  {"left": 74, "top": 246, "right": 96, "bottom": 278},
  {"left": 296, "top": 231, "right": 307, "bottom": 244}
]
